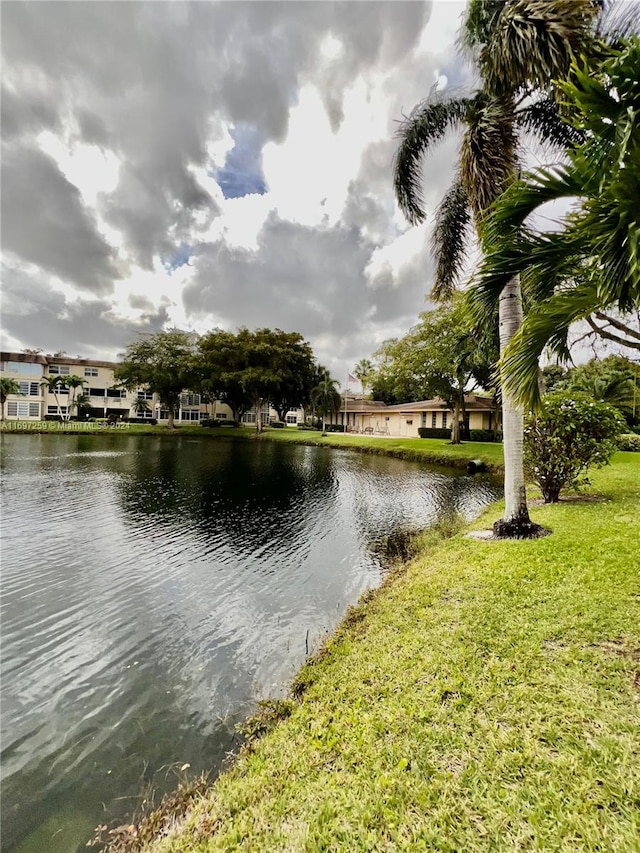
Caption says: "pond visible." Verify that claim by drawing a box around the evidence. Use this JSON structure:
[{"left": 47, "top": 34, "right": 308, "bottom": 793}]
[{"left": 0, "top": 434, "right": 501, "bottom": 852}]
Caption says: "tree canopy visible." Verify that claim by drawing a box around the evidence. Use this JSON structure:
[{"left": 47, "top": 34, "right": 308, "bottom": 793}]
[
  {"left": 371, "top": 299, "right": 498, "bottom": 443},
  {"left": 115, "top": 330, "right": 198, "bottom": 428}
]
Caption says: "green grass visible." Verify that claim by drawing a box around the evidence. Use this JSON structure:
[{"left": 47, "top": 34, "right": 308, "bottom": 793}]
[{"left": 129, "top": 453, "right": 640, "bottom": 853}]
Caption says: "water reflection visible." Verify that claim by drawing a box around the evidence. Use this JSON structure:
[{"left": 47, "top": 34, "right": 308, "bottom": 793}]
[{"left": 1, "top": 434, "right": 500, "bottom": 852}]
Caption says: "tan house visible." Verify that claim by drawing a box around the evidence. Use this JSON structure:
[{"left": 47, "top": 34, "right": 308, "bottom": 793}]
[{"left": 328, "top": 393, "right": 499, "bottom": 438}]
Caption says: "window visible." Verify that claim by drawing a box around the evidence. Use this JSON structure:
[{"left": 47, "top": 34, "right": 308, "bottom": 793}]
[
  {"left": 431, "top": 412, "right": 437, "bottom": 428},
  {"left": 49, "top": 365, "right": 70, "bottom": 375},
  {"left": 217, "top": 412, "right": 227, "bottom": 419},
  {"left": 6, "top": 361, "right": 42, "bottom": 377},
  {"left": 137, "top": 390, "right": 154, "bottom": 400},
  {"left": 180, "top": 393, "right": 200, "bottom": 407},
  {"left": 421, "top": 412, "right": 427, "bottom": 428},
  {"left": 199, "top": 411, "right": 209, "bottom": 420},
  {"left": 242, "top": 412, "right": 256, "bottom": 424},
  {"left": 47, "top": 405, "right": 68, "bottom": 414},
  {"left": 385, "top": 416, "right": 390, "bottom": 421},
  {"left": 136, "top": 410, "right": 154, "bottom": 419},
  {"left": 159, "top": 410, "right": 179, "bottom": 420},
  {"left": 18, "top": 382, "right": 40, "bottom": 396},
  {"left": 88, "top": 388, "right": 106, "bottom": 397},
  {"left": 286, "top": 414, "right": 297, "bottom": 424},
  {"left": 442, "top": 412, "right": 448, "bottom": 429},
  {"left": 7, "top": 402, "right": 40, "bottom": 417},
  {"left": 50, "top": 384, "right": 69, "bottom": 395},
  {"left": 84, "top": 367, "right": 99, "bottom": 377},
  {"left": 406, "top": 419, "right": 413, "bottom": 425},
  {"left": 181, "top": 409, "right": 201, "bottom": 421},
  {"left": 107, "top": 388, "right": 125, "bottom": 398}
]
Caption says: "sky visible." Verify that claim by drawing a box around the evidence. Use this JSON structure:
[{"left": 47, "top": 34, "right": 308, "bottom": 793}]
[{"left": 2, "top": 0, "right": 474, "bottom": 382}]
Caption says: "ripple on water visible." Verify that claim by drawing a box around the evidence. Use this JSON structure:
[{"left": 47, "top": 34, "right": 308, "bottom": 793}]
[{"left": 0, "top": 435, "right": 501, "bottom": 853}]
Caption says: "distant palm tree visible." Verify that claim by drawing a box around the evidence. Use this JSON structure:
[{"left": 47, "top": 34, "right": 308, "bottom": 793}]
[
  {"left": 354, "top": 359, "right": 374, "bottom": 397},
  {"left": 40, "top": 376, "right": 67, "bottom": 420},
  {"left": 131, "top": 397, "right": 152, "bottom": 417},
  {"left": 0, "top": 378, "right": 21, "bottom": 420},
  {"left": 65, "top": 375, "right": 85, "bottom": 421},
  {"left": 311, "top": 376, "right": 341, "bottom": 436}
]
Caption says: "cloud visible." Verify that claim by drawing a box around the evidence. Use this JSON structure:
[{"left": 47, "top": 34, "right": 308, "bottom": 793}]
[
  {"left": 1, "top": 0, "right": 474, "bottom": 377},
  {"left": 1, "top": 146, "right": 119, "bottom": 294}
]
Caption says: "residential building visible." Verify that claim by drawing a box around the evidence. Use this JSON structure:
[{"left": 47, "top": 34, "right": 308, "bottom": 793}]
[
  {"left": 0, "top": 352, "right": 233, "bottom": 423},
  {"left": 328, "top": 393, "right": 499, "bottom": 437}
]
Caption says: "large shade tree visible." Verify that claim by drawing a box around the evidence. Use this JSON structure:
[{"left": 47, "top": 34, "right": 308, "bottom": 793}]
[
  {"left": 470, "top": 38, "right": 640, "bottom": 410},
  {"left": 115, "top": 330, "right": 198, "bottom": 429},
  {"left": 393, "top": 0, "right": 607, "bottom": 536},
  {"left": 371, "top": 298, "right": 497, "bottom": 443}
]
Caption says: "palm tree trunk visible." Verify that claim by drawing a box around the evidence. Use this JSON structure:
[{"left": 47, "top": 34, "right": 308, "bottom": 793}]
[
  {"left": 494, "top": 277, "right": 541, "bottom": 538},
  {"left": 451, "top": 399, "right": 461, "bottom": 444}
]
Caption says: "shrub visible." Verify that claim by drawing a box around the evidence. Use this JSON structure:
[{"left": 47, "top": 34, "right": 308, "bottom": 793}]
[
  {"left": 269, "top": 421, "right": 286, "bottom": 429},
  {"left": 200, "top": 418, "right": 220, "bottom": 428},
  {"left": 417, "top": 427, "right": 451, "bottom": 439},
  {"left": 469, "top": 429, "right": 503, "bottom": 442},
  {"left": 325, "top": 424, "right": 345, "bottom": 433},
  {"left": 124, "top": 417, "right": 158, "bottom": 425},
  {"left": 524, "top": 393, "right": 625, "bottom": 503},
  {"left": 617, "top": 433, "right": 640, "bottom": 452}
]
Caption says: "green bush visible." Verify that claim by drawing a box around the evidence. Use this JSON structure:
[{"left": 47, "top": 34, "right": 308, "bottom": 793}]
[
  {"left": 417, "top": 427, "right": 451, "bottom": 439},
  {"left": 469, "top": 429, "right": 503, "bottom": 442},
  {"left": 617, "top": 433, "right": 640, "bottom": 452},
  {"left": 200, "top": 419, "right": 220, "bottom": 428},
  {"left": 269, "top": 421, "right": 286, "bottom": 429},
  {"left": 524, "top": 393, "right": 625, "bottom": 503}
]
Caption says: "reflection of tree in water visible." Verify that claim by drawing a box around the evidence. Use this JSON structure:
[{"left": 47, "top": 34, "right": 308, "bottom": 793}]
[{"left": 116, "top": 437, "right": 338, "bottom": 557}]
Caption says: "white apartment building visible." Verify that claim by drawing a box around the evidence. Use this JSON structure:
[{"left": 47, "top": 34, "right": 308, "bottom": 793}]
[{"left": 0, "top": 352, "right": 303, "bottom": 425}]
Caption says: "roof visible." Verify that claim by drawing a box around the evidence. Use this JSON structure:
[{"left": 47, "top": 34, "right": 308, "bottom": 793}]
[
  {"left": 1, "top": 352, "right": 118, "bottom": 369},
  {"left": 340, "top": 394, "right": 497, "bottom": 414}
]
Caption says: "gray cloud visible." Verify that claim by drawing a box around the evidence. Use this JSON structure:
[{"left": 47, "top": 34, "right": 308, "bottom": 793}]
[
  {"left": 1, "top": 145, "right": 119, "bottom": 294},
  {"left": 183, "top": 211, "right": 433, "bottom": 373},
  {"left": 2, "top": 0, "right": 471, "bottom": 375},
  {"left": 1, "top": 264, "right": 169, "bottom": 359}
]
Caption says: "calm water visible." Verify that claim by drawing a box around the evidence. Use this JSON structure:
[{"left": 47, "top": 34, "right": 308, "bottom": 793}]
[{"left": 0, "top": 434, "right": 501, "bottom": 852}]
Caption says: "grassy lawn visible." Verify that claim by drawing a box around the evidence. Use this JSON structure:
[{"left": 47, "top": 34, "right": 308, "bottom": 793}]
[{"left": 126, "top": 453, "right": 640, "bottom": 853}]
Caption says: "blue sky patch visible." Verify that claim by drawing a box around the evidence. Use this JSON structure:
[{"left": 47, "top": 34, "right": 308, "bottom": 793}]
[
  {"left": 216, "top": 124, "right": 268, "bottom": 199},
  {"left": 164, "top": 242, "right": 193, "bottom": 272}
]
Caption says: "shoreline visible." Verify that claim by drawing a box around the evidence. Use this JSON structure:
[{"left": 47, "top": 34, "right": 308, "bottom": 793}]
[{"left": 83, "top": 444, "right": 639, "bottom": 851}]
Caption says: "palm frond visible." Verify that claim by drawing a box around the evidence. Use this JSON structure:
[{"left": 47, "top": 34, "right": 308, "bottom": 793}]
[
  {"left": 515, "top": 96, "right": 585, "bottom": 150},
  {"left": 481, "top": 0, "right": 601, "bottom": 94},
  {"left": 459, "top": 94, "right": 517, "bottom": 225},
  {"left": 501, "top": 286, "right": 600, "bottom": 409},
  {"left": 393, "top": 95, "right": 472, "bottom": 225},
  {"left": 431, "top": 178, "right": 472, "bottom": 300}
]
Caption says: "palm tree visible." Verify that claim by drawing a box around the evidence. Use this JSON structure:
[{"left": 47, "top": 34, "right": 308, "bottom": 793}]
[
  {"left": 65, "top": 375, "right": 85, "bottom": 421},
  {"left": 354, "top": 359, "right": 375, "bottom": 397},
  {"left": 311, "top": 376, "right": 342, "bottom": 436},
  {"left": 470, "top": 38, "right": 640, "bottom": 410},
  {"left": 40, "top": 376, "right": 67, "bottom": 420},
  {"left": 393, "top": 0, "right": 605, "bottom": 537},
  {"left": 130, "top": 397, "right": 152, "bottom": 418},
  {"left": 0, "top": 378, "right": 21, "bottom": 420}
]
